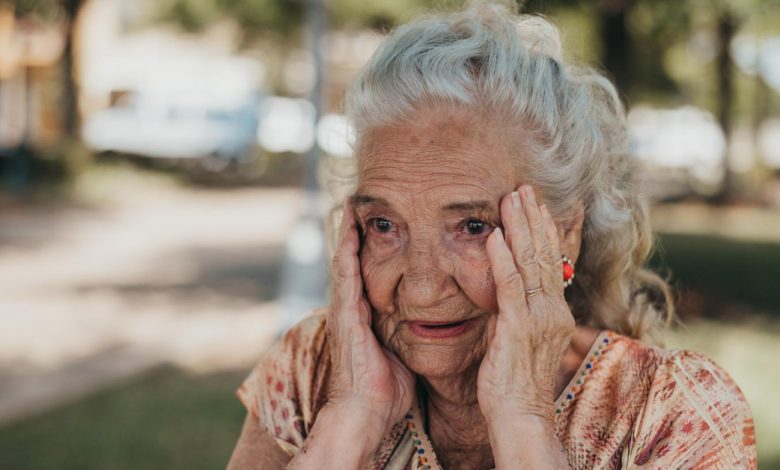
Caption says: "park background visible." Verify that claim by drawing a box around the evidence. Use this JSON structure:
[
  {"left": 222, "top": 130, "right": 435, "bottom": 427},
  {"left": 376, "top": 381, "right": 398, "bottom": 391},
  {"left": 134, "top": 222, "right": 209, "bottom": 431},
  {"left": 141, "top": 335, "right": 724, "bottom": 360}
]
[{"left": 1, "top": 0, "right": 779, "bottom": 468}]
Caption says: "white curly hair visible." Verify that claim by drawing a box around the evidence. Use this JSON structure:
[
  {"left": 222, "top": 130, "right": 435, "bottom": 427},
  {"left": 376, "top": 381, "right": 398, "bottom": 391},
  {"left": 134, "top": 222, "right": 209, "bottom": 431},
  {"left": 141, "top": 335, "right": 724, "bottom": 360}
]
[{"left": 328, "top": 0, "right": 674, "bottom": 341}]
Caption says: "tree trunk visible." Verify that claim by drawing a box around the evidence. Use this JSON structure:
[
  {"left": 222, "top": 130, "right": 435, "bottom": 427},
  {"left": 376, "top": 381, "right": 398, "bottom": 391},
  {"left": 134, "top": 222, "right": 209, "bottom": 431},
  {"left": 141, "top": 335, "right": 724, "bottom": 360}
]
[
  {"left": 713, "top": 10, "right": 737, "bottom": 202},
  {"left": 598, "top": 0, "right": 633, "bottom": 101},
  {"left": 752, "top": 62, "right": 769, "bottom": 172},
  {"left": 61, "top": 0, "right": 84, "bottom": 138}
]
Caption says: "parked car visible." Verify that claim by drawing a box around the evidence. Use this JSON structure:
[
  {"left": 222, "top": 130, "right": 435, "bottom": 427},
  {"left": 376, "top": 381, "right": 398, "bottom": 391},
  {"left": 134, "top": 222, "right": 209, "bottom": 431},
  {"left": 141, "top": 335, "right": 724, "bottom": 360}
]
[{"left": 83, "top": 91, "right": 260, "bottom": 167}]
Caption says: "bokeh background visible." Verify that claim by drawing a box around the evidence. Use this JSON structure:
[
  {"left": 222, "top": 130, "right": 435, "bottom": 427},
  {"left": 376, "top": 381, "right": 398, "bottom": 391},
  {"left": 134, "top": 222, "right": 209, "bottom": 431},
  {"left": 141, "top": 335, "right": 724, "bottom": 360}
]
[{"left": 0, "top": 0, "right": 779, "bottom": 468}]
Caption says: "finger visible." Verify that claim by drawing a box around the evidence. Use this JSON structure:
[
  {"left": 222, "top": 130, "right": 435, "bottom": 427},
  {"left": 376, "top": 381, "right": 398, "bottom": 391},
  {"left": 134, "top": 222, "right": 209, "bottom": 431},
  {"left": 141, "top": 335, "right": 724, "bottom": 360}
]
[
  {"left": 519, "top": 186, "right": 557, "bottom": 293},
  {"left": 539, "top": 204, "right": 564, "bottom": 292},
  {"left": 331, "top": 201, "right": 364, "bottom": 325},
  {"left": 542, "top": 204, "right": 563, "bottom": 292},
  {"left": 520, "top": 186, "right": 554, "bottom": 263},
  {"left": 502, "top": 189, "right": 542, "bottom": 291},
  {"left": 487, "top": 227, "right": 528, "bottom": 319},
  {"left": 540, "top": 204, "right": 561, "bottom": 261},
  {"left": 337, "top": 198, "right": 354, "bottom": 247}
]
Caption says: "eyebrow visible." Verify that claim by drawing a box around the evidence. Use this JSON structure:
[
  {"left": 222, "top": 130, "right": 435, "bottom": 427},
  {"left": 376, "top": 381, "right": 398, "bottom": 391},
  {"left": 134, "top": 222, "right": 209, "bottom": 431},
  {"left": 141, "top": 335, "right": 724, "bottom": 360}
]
[
  {"left": 350, "top": 194, "right": 390, "bottom": 207},
  {"left": 441, "top": 200, "right": 494, "bottom": 212},
  {"left": 351, "top": 193, "right": 494, "bottom": 213}
]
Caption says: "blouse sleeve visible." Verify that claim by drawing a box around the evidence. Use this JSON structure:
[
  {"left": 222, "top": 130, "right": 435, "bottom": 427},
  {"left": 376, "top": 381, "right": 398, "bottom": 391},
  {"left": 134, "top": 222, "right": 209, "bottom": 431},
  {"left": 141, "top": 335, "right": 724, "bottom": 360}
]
[
  {"left": 622, "top": 349, "right": 757, "bottom": 469},
  {"left": 235, "top": 311, "right": 330, "bottom": 457}
]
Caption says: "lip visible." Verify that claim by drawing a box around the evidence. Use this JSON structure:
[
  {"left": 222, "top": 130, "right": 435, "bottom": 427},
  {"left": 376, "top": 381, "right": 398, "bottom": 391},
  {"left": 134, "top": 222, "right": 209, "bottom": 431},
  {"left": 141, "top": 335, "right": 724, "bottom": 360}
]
[{"left": 407, "top": 317, "right": 479, "bottom": 339}]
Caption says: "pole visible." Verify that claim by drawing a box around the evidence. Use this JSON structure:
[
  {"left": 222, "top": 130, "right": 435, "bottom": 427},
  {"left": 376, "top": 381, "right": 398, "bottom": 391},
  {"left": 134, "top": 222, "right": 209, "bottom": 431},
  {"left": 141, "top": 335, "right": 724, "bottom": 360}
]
[{"left": 276, "top": 0, "right": 329, "bottom": 333}]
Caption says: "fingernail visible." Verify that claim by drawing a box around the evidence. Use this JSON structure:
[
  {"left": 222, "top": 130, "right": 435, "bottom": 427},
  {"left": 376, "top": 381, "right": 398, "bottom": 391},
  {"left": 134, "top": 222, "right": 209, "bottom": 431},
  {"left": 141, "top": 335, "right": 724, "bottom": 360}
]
[
  {"left": 511, "top": 191, "right": 520, "bottom": 209},
  {"left": 541, "top": 204, "right": 550, "bottom": 219},
  {"left": 524, "top": 186, "right": 535, "bottom": 202}
]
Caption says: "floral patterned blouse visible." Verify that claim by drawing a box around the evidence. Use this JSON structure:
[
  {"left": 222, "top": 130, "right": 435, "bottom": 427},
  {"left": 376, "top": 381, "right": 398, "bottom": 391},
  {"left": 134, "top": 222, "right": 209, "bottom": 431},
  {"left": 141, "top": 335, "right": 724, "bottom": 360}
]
[{"left": 237, "top": 310, "right": 757, "bottom": 469}]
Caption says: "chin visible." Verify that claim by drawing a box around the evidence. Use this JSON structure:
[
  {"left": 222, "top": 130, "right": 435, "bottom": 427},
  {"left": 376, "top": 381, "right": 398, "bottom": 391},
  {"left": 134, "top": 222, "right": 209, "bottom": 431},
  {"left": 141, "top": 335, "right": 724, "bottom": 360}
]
[
  {"left": 401, "top": 343, "right": 485, "bottom": 378},
  {"left": 391, "top": 321, "right": 489, "bottom": 379},
  {"left": 373, "top": 309, "right": 495, "bottom": 378}
]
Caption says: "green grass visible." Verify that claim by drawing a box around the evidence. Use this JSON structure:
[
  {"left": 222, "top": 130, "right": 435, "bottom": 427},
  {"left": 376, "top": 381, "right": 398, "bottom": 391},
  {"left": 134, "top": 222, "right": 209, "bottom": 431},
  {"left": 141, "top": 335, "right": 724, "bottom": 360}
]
[
  {"left": 651, "top": 233, "right": 780, "bottom": 315},
  {"left": 0, "top": 367, "right": 247, "bottom": 470}
]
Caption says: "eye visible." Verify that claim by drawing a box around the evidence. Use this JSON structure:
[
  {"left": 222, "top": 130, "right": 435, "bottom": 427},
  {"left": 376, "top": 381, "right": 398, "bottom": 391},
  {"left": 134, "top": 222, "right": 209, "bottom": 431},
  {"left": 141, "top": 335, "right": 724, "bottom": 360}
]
[
  {"left": 370, "top": 217, "right": 394, "bottom": 233},
  {"left": 462, "top": 218, "right": 490, "bottom": 236}
]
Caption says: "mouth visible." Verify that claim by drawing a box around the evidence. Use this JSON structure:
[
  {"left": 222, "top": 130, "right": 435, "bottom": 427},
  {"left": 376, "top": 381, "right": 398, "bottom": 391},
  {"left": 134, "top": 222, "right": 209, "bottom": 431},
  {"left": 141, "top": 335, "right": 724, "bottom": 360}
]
[{"left": 407, "top": 318, "right": 478, "bottom": 339}]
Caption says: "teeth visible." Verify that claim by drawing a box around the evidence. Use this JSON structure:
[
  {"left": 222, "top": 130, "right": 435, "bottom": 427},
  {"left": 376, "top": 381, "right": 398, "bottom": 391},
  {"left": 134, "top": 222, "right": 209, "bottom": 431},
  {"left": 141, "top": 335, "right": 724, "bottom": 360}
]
[{"left": 424, "top": 320, "right": 465, "bottom": 328}]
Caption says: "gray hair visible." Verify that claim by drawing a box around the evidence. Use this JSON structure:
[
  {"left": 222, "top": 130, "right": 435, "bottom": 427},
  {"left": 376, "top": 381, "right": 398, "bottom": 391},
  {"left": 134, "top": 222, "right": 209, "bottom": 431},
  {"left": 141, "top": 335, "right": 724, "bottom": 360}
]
[{"left": 335, "top": 0, "right": 674, "bottom": 341}]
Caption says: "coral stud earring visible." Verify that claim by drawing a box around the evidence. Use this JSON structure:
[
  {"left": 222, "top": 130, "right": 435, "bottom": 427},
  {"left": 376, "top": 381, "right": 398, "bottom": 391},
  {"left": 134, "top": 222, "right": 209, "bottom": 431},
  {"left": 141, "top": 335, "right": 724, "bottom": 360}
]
[{"left": 562, "top": 255, "right": 575, "bottom": 287}]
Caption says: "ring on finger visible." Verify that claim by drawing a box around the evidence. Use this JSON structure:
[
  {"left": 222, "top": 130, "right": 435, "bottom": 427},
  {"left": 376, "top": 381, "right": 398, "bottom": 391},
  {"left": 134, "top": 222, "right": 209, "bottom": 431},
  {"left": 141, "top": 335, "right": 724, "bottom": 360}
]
[{"left": 525, "top": 286, "right": 543, "bottom": 298}]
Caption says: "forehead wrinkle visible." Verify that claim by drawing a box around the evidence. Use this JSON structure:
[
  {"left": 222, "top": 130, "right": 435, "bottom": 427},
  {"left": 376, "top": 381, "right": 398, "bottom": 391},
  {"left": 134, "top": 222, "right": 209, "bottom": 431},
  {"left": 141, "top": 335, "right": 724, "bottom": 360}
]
[
  {"left": 356, "top": 116, "right": 522, "bottom": 213},
  {"left": 358, "top": 179, "right": 500, "bottom": 218},
  {"left": 360, "top": 158, "right": 502, "bottom": 185},
  {"left": 359, "top": 141, "right": 514, "bottom": 180},
  {"left": 362, "top": 148, "right": 495, "bottom": 169}
]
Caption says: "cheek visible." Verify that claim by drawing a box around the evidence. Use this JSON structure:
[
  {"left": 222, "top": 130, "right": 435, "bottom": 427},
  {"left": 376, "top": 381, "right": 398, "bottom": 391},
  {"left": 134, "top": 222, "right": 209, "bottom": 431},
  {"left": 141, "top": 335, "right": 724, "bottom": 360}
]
[
  {"left": 360, "top": 249, "right": 400, "bottom": 310},
  {"left": 450, "top": 242, "right": 498, "bottom": 312}
]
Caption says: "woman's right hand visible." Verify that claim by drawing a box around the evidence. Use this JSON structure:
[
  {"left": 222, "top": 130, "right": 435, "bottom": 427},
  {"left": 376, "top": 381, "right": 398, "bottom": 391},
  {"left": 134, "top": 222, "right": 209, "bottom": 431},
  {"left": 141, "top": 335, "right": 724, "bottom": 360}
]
[
  {"left": 288, "top": 200, "right": 414, "bottom": 470},
  {"left": 325, "top": 199, "right": 415, "bottom": 452}
]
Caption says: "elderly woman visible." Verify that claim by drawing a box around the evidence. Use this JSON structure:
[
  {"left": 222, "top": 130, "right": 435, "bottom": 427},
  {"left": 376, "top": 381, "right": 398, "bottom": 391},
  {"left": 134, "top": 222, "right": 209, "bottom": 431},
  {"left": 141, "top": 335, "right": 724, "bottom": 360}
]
[{"left": 228, "top": 2, "right": 756, "bottom": 469}]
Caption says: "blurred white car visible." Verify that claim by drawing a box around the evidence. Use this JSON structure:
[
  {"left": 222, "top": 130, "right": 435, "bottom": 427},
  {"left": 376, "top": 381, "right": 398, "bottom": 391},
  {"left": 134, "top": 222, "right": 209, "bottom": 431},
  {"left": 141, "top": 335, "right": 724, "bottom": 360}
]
[
  {"left": 628, "top": 106, "right": 727, "bottom": 199},
  {"left": 83, "top": 92, "right": 259, "bottom": 163}
]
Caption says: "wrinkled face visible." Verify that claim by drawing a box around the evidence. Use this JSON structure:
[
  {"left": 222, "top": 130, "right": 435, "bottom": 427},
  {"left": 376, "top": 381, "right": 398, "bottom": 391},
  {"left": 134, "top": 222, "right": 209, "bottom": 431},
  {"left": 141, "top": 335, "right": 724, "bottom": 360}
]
[{"left": 353, "top": 107, "right": 523, "bottom": 379}]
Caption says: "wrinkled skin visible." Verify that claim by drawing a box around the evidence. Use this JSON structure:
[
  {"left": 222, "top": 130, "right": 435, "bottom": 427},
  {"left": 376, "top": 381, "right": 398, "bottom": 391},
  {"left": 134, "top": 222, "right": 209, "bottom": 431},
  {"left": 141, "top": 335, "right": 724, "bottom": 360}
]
[
  {"left": 320, "top": 104, "right": 591, "bottom": 469},
  {"left": 355, "top": 114, "right": 513, "bottom": 381}
]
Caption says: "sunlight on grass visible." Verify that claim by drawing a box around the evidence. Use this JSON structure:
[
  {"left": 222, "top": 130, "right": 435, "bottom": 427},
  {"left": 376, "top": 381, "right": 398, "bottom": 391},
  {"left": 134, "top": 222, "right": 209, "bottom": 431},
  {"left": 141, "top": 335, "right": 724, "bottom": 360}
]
[
  {"left": 0, "top": 321, "right": 777, "bottom": 469},
  {"left": 71, "top": 160, "right": 180, "bottom": 206},
  {"left": 0, "top": 367, "right": 246, "bottom": 470}
]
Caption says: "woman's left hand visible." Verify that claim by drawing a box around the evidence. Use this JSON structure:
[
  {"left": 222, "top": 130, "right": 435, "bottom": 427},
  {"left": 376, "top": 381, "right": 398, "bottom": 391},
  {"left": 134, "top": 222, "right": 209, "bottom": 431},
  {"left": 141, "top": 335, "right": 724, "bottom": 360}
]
[{"left": 477, "top": 184, "right": 575, "bottom": 426}]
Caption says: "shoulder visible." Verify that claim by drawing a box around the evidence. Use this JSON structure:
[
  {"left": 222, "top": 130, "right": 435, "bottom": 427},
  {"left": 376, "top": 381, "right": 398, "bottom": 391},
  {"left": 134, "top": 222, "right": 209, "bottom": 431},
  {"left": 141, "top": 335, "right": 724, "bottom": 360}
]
[
  {"left": 236, "top": 308, "right": 332, "bottom": 455},
  {"left": 582, "top": 331, "right": 751, "bottom": 407},
  {"left": 571, "top": 331, "right": 668, "bottom": 404},
  {"left": 626, "top": 345, "right": 757, "bottom": 468},
  {"left": 597, "top": 332, "right": 755, "bottom": 439},
  {"left": 561, "top": 332, "right": 755, "bottom": 468},
  {"left": 648, "top": 348, "right": 750, "bottom": 408},
  {"left": 242, "top": 308, "right": 330, "bottom": 402},
  {"left": 268, "top": 308, "right": 330, "bottom": 368}
]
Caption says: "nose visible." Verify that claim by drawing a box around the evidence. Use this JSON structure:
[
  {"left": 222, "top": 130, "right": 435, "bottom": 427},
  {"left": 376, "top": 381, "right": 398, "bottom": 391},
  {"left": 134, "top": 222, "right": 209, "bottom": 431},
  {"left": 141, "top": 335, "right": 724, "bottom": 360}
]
[{"left": 398, "top": 239, "right": 457, "bottom": 309}]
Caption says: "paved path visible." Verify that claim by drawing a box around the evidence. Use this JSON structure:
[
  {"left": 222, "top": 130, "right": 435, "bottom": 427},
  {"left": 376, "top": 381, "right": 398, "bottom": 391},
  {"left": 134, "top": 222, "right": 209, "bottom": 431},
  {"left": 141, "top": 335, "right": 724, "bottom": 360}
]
[{"left": 0, "top": 179, "right": 306, "bottom": 425}]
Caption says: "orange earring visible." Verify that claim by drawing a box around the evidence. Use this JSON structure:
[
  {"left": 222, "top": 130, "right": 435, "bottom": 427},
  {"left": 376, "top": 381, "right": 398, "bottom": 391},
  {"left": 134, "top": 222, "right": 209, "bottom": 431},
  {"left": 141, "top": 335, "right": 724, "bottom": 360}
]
[{"left": 562, "top": 255, "right": 575, "bottom": 287}]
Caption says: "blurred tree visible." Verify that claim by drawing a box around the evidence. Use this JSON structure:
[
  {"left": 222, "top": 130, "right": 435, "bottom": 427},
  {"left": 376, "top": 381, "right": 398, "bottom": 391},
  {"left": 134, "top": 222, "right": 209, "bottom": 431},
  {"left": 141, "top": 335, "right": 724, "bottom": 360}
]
[
  {"left": 152, "top": 0, "right": 690, "bottom": 103},
  {"left": 3, "top": 0, "right": 86, "bottom": 138},
  {"left": 3, "top": 0, "right": 61, "bottom": 20},
  {"left": 598, "top": 0, "right": 633, "bottom": 97},
  {"left": 157, "top": 0, "right": 303, "bottom": 39},
  {"left": 62, "top": 0, "right": 85, "bottom": 137},
  {"left": 156, "top": 0, "right": 467, "bottom": 41},
  {"left": 715, "top": 5, "right": 739, "bottom": 200}
]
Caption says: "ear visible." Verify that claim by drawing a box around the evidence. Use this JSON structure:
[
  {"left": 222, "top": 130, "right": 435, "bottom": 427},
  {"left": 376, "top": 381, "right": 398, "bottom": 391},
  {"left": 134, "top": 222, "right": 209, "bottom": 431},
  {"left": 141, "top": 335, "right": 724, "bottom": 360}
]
[{"left": 557, "top": 200, "right": 585, "bottom": 265}]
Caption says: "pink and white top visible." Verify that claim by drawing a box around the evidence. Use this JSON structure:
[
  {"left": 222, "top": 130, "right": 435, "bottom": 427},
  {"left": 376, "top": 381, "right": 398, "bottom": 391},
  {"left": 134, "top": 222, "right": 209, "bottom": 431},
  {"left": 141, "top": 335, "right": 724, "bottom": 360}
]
[{"left": 237, "top": 310, "right": 757, "bottom": 469}]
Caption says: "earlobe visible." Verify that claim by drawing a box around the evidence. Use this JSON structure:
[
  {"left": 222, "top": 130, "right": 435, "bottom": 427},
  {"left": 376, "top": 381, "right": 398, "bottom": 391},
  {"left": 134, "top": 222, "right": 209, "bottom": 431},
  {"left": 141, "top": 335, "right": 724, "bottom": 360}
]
[{"left": 558, "top": 200, "right": 585, "bottom": 265}]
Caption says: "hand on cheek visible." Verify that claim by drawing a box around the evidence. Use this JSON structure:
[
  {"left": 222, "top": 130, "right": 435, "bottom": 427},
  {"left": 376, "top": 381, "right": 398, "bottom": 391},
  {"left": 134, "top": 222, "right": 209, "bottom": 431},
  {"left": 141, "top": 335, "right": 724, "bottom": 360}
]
[
  {"left": 324, "top": 200, "right": 415, "bottom": 449},
  {"left": 477, "top": 185, "right": 575, "bottom": 423}
]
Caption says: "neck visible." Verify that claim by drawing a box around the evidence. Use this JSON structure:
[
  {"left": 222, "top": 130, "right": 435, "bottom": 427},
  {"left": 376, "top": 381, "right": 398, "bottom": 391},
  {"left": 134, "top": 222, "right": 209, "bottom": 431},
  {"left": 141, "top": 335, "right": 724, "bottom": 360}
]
[
  {"left": 420, "top": 332, "right": 594, "bottom": 447},
  {"left": 421, "top": 364, "right": 491, "bottom": 448}
]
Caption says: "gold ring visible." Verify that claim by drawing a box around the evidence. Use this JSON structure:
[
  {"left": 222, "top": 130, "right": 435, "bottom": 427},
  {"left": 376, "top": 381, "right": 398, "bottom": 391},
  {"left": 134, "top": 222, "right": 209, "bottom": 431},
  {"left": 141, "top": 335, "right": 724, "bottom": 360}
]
[{"left": 525, "top": 286, "right": 543, "bottom": 297}]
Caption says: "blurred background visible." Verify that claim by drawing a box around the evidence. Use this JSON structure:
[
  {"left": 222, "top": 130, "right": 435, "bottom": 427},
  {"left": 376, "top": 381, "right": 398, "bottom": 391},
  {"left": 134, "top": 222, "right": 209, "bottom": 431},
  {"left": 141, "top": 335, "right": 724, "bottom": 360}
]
[{"left": 0, "top": 0, "right": 778, "bottom": 468}]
